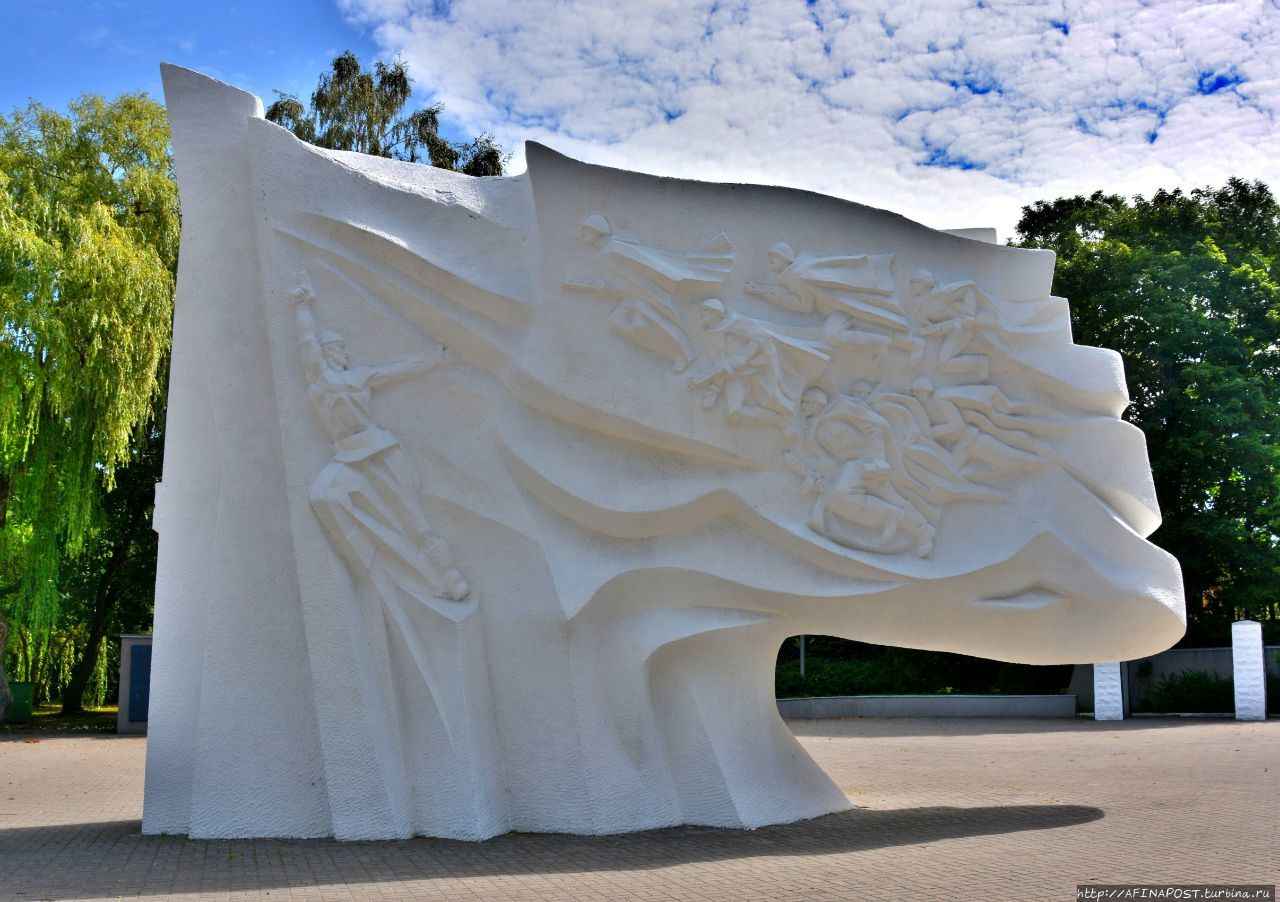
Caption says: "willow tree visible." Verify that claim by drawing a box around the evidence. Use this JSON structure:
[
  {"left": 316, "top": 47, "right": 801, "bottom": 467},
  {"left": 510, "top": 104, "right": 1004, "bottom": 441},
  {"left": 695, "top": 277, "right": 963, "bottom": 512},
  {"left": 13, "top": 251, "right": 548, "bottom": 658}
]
[
  {"left": 266, "top": 51, "right": 506, "bottom": 176},
  {"left": 0, "top": 94, "right": 177, "bottom": 717}
]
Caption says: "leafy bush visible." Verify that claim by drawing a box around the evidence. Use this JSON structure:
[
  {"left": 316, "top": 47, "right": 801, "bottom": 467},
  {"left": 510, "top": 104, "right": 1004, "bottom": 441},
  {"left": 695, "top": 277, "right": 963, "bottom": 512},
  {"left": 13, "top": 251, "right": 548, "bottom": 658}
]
[
  {"left": 774, "top": 641, "right": 1072, "bottom": 698},
  {"left": 1141, "top": 669, "right": 1235, "bottom": 713}
]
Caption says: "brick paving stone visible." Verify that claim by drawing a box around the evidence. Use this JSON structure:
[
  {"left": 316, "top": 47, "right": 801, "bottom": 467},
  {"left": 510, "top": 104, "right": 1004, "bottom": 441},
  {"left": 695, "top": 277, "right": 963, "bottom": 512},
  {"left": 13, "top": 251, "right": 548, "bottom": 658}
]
[{"left": 0, "top": 718, "right": 1276, "bottom": 900}]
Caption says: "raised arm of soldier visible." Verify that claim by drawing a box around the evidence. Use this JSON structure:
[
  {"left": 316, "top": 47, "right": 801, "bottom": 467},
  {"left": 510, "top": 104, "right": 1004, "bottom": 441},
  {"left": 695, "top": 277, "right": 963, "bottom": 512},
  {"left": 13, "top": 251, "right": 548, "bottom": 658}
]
[
  {"left": 288, "top": 274, "right": 328, "bottom": 386},
  {"left": 360, "top": 345, "right": 457, "bottom": 391},
  {"left": 287, "top": 272, "right": 457, "bottom": 391}
]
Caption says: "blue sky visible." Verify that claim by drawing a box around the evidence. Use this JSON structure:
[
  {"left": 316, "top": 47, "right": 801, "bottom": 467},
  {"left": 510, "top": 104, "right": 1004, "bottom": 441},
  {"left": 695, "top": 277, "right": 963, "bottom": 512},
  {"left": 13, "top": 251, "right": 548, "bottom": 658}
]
[
  {"left": 0, "top": 1, "right": 381, "bottom": 125},
  {"left": 3, "top": 1, "right": 1279, "bottom": 239}
]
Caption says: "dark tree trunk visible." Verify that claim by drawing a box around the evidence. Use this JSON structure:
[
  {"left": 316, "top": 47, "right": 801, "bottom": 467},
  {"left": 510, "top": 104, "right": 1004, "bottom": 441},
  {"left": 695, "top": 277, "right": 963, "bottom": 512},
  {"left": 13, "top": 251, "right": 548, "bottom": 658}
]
[
  {"left": 58, "top": 421, "right": 162, "bottom": 716},
  {"left": 0, "top": 618, "right": 11, "bottom": 723},
  {"left": 59, "top": 430, "right": 158, "bottom": 717},
  {"left": 0, "top": 470, "right": 10, "bottom": 529},
  {"left": 2, "top": 466, "right": 14, "bottom": 720},
  {"left": 60, "top": 536, "right": 133, "bottom": 715}
]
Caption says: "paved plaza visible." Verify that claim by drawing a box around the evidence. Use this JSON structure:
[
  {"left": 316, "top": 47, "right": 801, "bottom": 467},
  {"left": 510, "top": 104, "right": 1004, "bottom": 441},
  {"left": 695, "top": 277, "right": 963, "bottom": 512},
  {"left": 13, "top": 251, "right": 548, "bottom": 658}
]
[{"left": 1, "top": 717, "right": 1276, "bottom": 901}]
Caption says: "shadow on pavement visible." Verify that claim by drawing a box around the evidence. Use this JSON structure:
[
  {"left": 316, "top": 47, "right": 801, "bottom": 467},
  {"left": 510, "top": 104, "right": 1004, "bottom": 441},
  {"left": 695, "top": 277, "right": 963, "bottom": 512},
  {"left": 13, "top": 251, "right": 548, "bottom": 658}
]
[
  {"left": 2, "top": 804, "right": 1102, "bottom": 898},
  {"left": 785, "top": 715, "right": 1250, "bottom": 739}
]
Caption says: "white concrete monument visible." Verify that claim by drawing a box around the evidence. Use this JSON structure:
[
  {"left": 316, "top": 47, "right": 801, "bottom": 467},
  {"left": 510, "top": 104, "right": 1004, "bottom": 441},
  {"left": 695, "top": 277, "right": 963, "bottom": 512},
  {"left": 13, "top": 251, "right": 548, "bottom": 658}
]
[{"left": 145, "top": 65, "right": 1186, "bottom": 840}]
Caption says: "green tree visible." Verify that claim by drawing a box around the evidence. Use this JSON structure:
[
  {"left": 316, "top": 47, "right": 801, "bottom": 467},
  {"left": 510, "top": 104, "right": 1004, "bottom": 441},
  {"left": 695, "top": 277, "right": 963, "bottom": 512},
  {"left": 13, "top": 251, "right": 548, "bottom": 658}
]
[
  {"left": 53, "top": 414, "right": 162, "bottom": 713},
  {"left": 266, "top": 51, "right": 505, "bottom": 176},
  {"left": 0, "top": 94, "right": 177, "bottom": 717},
  {"left": 1014, "top": 179, "right": 1280, "bottom": 644}
]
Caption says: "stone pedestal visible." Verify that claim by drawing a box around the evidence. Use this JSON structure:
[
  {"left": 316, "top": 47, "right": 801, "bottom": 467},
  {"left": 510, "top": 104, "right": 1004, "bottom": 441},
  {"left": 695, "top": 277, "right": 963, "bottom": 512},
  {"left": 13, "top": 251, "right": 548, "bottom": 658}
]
[
  {"left": 1232, "top": 620, "right": 1267, "bottom": 721},
  {"left": 1093, "top": 662, "right": 1125, "bottom": 720}
]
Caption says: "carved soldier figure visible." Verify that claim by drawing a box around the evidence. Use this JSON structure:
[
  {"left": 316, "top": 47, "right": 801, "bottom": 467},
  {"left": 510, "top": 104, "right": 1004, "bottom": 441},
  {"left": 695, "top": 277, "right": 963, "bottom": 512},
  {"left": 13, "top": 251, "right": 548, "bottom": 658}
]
[
  {"left": 688, "top": 299, "right": 831, "bottom": 426},
  {"left": 746, "top": 242, "right": 921, "bottom": 357},
  {"left": 931, "top": 383, "right": 1065, "bottom": 440},
  {"left": 288, "top": 274, "right": 470, "bottom": 604},
  {"left": 862, "top": 381, "right": 1006, "bottom": 507},
  {"left": 908, "top": 376, "right": 1042, "bottom": 477},
  {"left": 784, "top": 386, "right": 935, "bottom": 556},
  {"left": 565, "top": 212, "right": 732, "bottom": 371},
  {"left": 910, "top": 269, "right": 997, "bottom": 381},
  {"left": 863, "top": 382, "right": 971, "bottom": 486}
]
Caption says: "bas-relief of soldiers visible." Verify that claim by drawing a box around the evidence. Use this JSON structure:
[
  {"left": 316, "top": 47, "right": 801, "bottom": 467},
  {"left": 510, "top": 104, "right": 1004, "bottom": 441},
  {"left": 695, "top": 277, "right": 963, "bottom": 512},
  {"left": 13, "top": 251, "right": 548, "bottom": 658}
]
[
  {"left": 784, "top": 386, "right": 937, "bottom": 557},
  {"left": 564, "top": 213, "right": 733, "bottom": 373},
  {"left": 686, "top": 299, "right": 831, "bottom": 427},
  {"left": 909, "top": 269, "right": 998, "bottom": 381},
  {"left": 746, "top": 243, "right": 923, "bottom": 358},
  {"left": 288, "top": 273, "right": 478, "bottom": 794},
  {"left": 567, "top": 213, "right": 1060, "bottom": 558},
  {"left": 288, "top": 274, "right": 471, "bottom": 606}
]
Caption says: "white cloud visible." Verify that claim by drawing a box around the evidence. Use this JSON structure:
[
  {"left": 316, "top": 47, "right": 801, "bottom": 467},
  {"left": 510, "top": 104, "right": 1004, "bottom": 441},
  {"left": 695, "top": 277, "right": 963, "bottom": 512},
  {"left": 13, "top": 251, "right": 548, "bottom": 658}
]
[{"left": 339, "top": 0, "right": 1280, "bottom": 239}]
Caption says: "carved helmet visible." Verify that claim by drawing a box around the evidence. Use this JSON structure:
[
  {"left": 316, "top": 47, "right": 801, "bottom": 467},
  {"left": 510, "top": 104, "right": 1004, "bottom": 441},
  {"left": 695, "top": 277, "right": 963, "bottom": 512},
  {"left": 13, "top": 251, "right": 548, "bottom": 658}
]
[
  {"left": 699, "top": 298, "right": 727, "bottom": 321},
  {"left": 768, "top": 241, "right": 794, "bottom": 263},
  {"left": 581, "top": 212, "right": 611, "bottom": 242},
  {"left": 909, "top": 269, "right": 935, "bottom": 292}
]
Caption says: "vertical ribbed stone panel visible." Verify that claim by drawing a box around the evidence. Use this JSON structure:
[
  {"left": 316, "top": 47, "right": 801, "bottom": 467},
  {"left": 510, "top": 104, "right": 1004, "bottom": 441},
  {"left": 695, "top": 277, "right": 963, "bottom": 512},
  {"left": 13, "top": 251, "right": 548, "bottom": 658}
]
[
  {"left": 146, "top": 64, "right": 330, "bottom": 839},
  {"left": 1093, "top": 662, "right": 1125, "bottom": 720},
  {"left": 1232, "top": 621, "right": 1267, "bottom": 721}
]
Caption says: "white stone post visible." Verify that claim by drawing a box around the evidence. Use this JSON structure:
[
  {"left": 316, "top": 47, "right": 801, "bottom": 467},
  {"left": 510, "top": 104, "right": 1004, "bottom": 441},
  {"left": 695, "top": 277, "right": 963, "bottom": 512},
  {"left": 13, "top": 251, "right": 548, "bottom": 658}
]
[
  {"left": 1093, "top": 662, "right": 1125, "bottom": 720},
  {"left": 1231, "top": 620, "right": 1267, "bottom": 721}
]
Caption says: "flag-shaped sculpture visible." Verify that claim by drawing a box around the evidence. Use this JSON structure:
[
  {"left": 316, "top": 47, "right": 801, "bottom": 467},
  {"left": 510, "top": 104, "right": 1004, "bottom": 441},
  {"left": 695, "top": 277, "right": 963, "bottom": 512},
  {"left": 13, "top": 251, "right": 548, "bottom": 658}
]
[{"left": 145, "top": 65, "right": 1185, "bottom": 841}]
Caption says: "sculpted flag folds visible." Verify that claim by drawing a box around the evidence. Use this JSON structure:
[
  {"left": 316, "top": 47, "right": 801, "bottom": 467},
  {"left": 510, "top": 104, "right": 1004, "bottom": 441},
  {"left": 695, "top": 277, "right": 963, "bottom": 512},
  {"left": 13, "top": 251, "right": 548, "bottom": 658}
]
[{"left": 145, "top": 65, "right": 1186, "bottom": 841}]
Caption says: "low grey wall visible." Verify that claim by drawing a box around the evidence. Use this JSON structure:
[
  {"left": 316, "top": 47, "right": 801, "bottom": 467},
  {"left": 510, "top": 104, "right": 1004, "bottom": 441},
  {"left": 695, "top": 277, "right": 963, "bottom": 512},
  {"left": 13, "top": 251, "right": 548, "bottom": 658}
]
[
  {"left": 778, "top": 694, "right": 1077, "bottom": 719},
  {"left": 1071, "top": 646, "right": 1279, "bottom": 711},
  {"left": 1127, "top": 646, "right": 1278, "bottom": 708}
]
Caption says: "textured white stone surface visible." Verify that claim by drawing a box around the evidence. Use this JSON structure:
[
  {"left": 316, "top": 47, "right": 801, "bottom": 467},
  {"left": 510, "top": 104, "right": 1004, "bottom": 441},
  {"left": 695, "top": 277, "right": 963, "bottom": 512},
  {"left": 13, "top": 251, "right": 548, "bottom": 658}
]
[
  {"left": 144, "top": 64, "right": 1186, "bottom": 840},
  {"left": 1232, "top": 621, "right": 1267, "bottom": 721},
  {"left": 1092, "top": 662, "right": 1125, "bottom": 721}
]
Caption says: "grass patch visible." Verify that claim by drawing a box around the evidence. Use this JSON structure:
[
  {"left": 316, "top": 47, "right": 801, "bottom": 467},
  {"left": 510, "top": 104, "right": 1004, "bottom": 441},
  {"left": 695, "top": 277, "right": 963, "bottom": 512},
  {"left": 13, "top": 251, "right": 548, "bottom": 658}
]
[{"left": 2, "top": 704, "right": 118, "bottom": 734}]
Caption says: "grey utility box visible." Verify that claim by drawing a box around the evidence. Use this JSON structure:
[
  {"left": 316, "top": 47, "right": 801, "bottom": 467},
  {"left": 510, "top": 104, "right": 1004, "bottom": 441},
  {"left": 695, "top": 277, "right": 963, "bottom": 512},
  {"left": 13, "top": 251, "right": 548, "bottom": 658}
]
[{"left": 117, "top": 634, "right": 153, "bottom": 735}]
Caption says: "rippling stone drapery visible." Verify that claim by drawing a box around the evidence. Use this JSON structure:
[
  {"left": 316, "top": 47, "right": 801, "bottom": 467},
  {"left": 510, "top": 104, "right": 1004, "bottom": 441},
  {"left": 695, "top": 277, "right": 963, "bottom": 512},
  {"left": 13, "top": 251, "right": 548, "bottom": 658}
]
[{"left": 143, "top": 64, "right": 1185, "bottom": 841}]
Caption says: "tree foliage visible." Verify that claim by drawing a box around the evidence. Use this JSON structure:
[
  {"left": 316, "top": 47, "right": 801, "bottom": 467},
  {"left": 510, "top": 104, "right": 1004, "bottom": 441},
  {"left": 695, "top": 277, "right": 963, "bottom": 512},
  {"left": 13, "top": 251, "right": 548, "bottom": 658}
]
[
  {"left": 266, "top": 51, "right": 505, "bottom": 176},
  {"left": 1015, "top": 179, "right": 1280, "bottom": 643},
  {"left": 775, "top": 638, "right": 1072, "bottom": 698},
  {"left": 50, "top": 410, "right": 162, "bottom": 713},
  {"left": 0, "top": 93, "right": 176, "bottom": 645}
]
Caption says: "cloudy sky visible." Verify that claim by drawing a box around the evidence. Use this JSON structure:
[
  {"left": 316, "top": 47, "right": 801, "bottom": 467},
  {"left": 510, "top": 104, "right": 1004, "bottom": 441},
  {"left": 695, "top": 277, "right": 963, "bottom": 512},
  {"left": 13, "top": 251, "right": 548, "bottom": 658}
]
[
  {"left": 340, "top": 0, "right": 1280, "bottom": 239},
  {"left": 4, "top": 0, "right": 1277, "bottom": 239}
]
